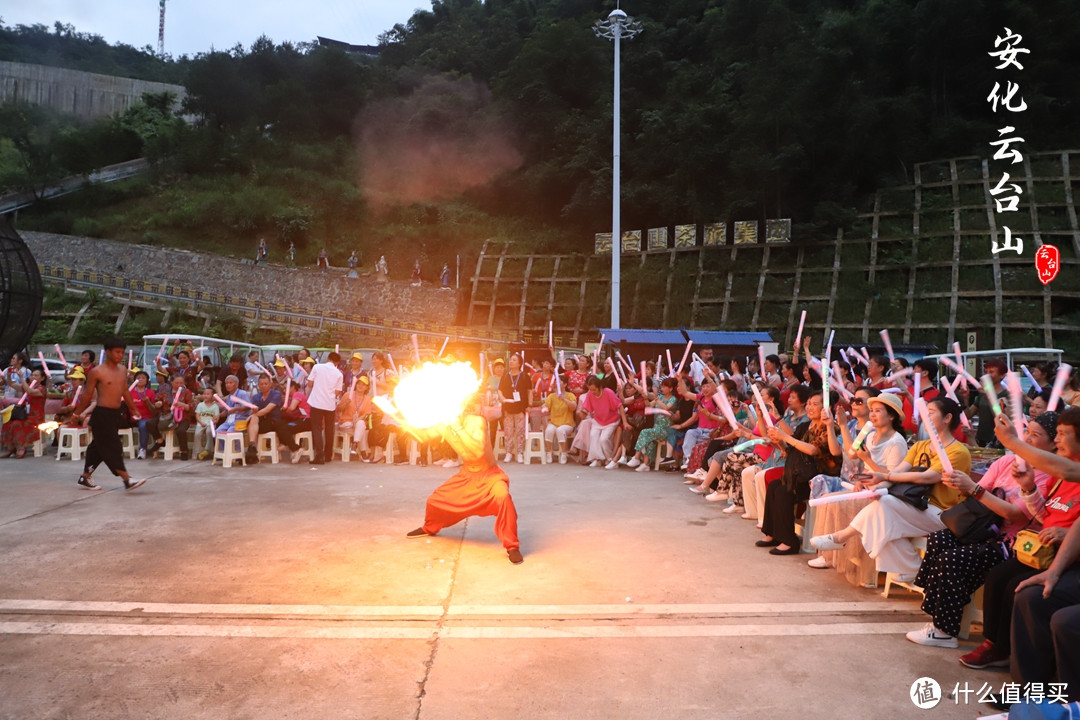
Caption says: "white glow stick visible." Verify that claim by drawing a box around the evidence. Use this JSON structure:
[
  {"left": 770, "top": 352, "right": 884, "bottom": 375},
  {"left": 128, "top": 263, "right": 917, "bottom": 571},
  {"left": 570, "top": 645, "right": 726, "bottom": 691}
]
[
  {"left": 229, "top": 394, "right": 259, "bottom": 411},
  {"left": 666, "top": 350, "right": 674, "bottom": 377},
  {"left": 809, "top": 488, "right": 887, "bottom": 507},
  {"left": 54, "top": 345, "right": 69, "bottom": 368},
  {"left": 129, "top": 380, "right": 138, "bottom": 392},
  {"left": 839, "top": 347, "right": 849, "bottom": 365},
  {"left": 940, "top": 376, "right": 972, "bottom": 430},
  {"left": 757, "top": 346, "right": 767, "bottom": 381},
  {"left": 335, "top": 344, "right": 340, "bottom": 355},
  {"left": 825, "top": 330, "right": 835, "bottom": 360},
  {"left": 99, "top": 349, "right": 105, "bottom": 365},
  {"left": 209, "top": 419, "right": 217, "bottom": 438},
  {"left": 548, "top": 321, "right": 553, "bottom": 347},
  {"left": 750, "top": 384, "right": 775, "bottom": 428},
  {"left": 953, "top": 342, "right": 965, "bottom": 376},
  {"left": 822, "top": 358, "right": 830, "bottom": 415},
  {"left": 713, "top": 385, "right": 740, "bottom": 431},
  {"left": 981, "top": 375, "right": 1004, "bottom": 416},
  {"left": 212, "top": 393, "right": 230, "bottom": 409},
  {"left": 410, "top": 334, "right": 421, "bottom": 365},
  {"left": 1006, "top": 372, "right": 1027, "bottom": 471},
  {"left": 438, "top": 337, "right": 449, "bottom": 358},
  {"left": 860, "top": 347, "right": 871, "bottom": 366},
  {"left": 677, "top": 340, "right": 693, "bottom": 376},
  {"left": 284, "top": 376, "right": 292, "bottom": 409},
  {"left": 939, "top": 356, "right": 979, "bottom": 389},
  {"left": 555, "top": 368, "right": 562, "bottom": 396},
  {"left": 386, "top": 353, "right": 397, "bottom": 374},
  {"left": 850, "top": 420, "right": 874, "bottom": 452},
  {"left": 879, "top": 329, "right": 895, "bottom": 364},
  {"left": 1020, "top": 365, "right": 1040, "bottom": 390},
  {"left": 795, "top": 310, "right": 806, "bottom": 350},
  {"left": 912, "top": 372, "right": 921, "bottom": 425},
  {"left": 71, "top": 385, "right": 82, "bottom": 407},
  {"left": 479, "top": 352, "right": 486, "bottom": 385},
  {"left": 1046, "top": 364, "right": 1072, "bottom": 412},
  {"left": 916, "top": 397, "right": 953, "bottom": 474},
  {"left": 829, "top": 361, "right": 853, "bottom": 401},
  {"left": 371, "top": 370, "right": 378, "bottom": 397}
]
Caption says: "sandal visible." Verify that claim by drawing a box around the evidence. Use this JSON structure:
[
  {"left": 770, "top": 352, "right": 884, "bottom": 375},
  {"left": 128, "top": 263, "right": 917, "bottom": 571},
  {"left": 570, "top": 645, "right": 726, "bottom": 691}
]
[{"left": 15, "top": 447, "right": 26, "bottom": 459}]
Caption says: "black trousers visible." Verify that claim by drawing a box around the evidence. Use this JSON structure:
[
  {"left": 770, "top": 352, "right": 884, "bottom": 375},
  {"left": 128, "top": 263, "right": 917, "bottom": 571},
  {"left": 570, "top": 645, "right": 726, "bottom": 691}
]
[
  {"left": 85, "top": 407, "right": 126, "bottom": 477},
  {"left": 309, "top": 407, "right": 335, "bottom": 462},
  {"left": 1011, "top": 566, "right": 1080, "bottom": 702},
  {"left": 982, "top": 555, "right": 1039, "bottom": 652},
  {"left": 761, "top": 479, "right": 809, "bottom": 549}
]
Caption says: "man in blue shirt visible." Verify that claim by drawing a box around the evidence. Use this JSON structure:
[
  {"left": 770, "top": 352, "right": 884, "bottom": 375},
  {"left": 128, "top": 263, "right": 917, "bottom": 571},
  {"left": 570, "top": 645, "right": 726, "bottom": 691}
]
[{"left": 246, "top": 374, "right": 299, "bottom": 464}]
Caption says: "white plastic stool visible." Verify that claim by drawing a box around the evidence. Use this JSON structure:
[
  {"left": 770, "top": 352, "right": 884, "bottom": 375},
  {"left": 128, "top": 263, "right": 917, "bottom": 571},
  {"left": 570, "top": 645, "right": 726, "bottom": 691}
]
[
  {"left": 522, "top": 431, "right": 547, "bottom": 464},
  {"left": 56, "top": 427, "right": 90, "bottom": 461},
  {"left": 256, "top": 432, "right": 280, "bottom": 464},
  {"left": 212, "top": 432, "right": 246, "bottom": 468},
  {"left": 654, "top": 440, "right": 671, "bottom": 470},
  {"left": 493, "top": 430, "right": 506, "bottom": 456},
  {"left": 118, "top": 427, "right": 137, "bottom": 460},
  {"left": 156, "top": 430, "right": 180, "bottom": 461},
  {"left": 408, "top": 438, "right": 433, "bottom": 466},
  {"left": 883, "top": 536, "right": 928, "bottom": 598},
  {"left": 333, "top": 431, "right": 351, "bottom": 462},
  {"left": 293, "top": 431, "right": 315, "bottom": 462},
  {"left": 34, "top": 425, "right": 59, "bottom": 457}
]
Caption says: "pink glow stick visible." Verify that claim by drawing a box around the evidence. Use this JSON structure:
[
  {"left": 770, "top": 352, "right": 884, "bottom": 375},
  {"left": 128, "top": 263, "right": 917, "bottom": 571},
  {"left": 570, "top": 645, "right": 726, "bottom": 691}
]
[
  {"left": 38, "top": 351, "right": 47, "bottom": 372},
  {"left": 438, "top": 337, "right": 449, "bottom": 358},
  {"left": 940, "top": 376, "right": 972, "bottom": 430},
  {"left": 757, "top": 346, "right": 767, "bottom": 381},
  {"left": 889, "top": 367, "right": 914, "bottom": 381},
  {"left": 411, "top": 334, "right": 421, "bottom": 365},
  {"left": 16, "top": 379, "right": 39, "bottom": 405},
  {"left": 335, "top": 344, "right": 340, "bottom": 355},
  {"left": 713, "top": 385, "right": 740, "bottom": 432},
  {"left": 284, "top": 376, "right": 293, "bottom": 409},
  {"left": 1006, "top": 372, "right": 1027, "bottom": 471},
  {"left": 386, "top": 353, "right": 397, "bottom": 374},
  {"left": 229, "top": 395, "right": 259, "bottom": 411},
  {"left": 129, "top": 380, "right": 138, "bottom": 392},
  {"left": 809, "top": 488, "right": 887, "bottom": 507},
  {"left": 608, "top": 358, "right": 625, "bottom": 385},
  {"left": 916, "top": 397, "right": 953, "bottom": 474},
  {"left": 640, "top": 361, "right": 647, "bottom": 390},
  {"left": 839, "top": 347, "right": 849, "bottom": 365},
  {"left": 751, "top": 384, "right": 775, "bottom": 428},
  {"left": 825, "top": 330, "right": 835, "bottom": 360},
  {"left": 879, "top": 329, "right": 895, "bottom": 364},
  {"left": 1046, "top": 363, "right": 1073, "bottom": 412},
  {"left": 212, "top": 393, "right": 230, "bottom": 409},
  {"left": 666, "top": 350, "right": 674, "bottom": 377},
  {"left": 54, "top": 345, "right": 69, "bottom": 368},
  {"left": 644, "top": 407, "right": 672, "bottom": 416},
  {"left": 795, "top": 310, "right": 806, "bottom": 350},
  {"left": 829, "top": 362, "right": 853, "bottom": 401},
  {"left": 859, "top": 347, "right": 871, "bottom": 366},
  {"left": 71, "top": 385, "right": 82, "bottom": 407},
  {"left": 128, "top": 350, "right": 133, "bottom": 370},
  {"left": 676, "top": 340, "right": 693, "bottom": 376},
  {"left": 159, "top": 336, "right": 169, "bottom": 356},
  {"left": 953, "top": 342, "right": 965, "bottom": 376}
]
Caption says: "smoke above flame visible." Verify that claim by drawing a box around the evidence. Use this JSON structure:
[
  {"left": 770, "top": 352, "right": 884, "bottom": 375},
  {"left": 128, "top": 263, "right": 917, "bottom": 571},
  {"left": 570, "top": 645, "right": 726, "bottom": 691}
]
[{"left": 355, "top": 75, "right": 523, "bottom": 209}]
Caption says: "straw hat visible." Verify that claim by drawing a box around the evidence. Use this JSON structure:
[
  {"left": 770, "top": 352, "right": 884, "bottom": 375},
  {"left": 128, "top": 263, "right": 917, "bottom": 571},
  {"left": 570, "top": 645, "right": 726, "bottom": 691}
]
[{"left": 867, "top": 393, "right": 903, "bottom": 417}]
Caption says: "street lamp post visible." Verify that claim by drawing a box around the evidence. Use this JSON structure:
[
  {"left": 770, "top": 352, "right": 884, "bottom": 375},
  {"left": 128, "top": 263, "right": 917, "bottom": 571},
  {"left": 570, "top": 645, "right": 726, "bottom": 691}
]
[{"left": 594, "top": 4, "right": 641, "bottom": 330}]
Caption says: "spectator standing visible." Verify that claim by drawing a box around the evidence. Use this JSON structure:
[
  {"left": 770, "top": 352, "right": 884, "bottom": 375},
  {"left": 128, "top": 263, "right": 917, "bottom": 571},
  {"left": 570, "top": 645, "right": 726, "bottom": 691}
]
[
  {"left": 256, "top": 238, "right": 268, "bottom": 264},
  {"left": 306, "top": 352, "right": 343, "bottom": 464},
  {"left": 317, "top": 248, "right": 330, "bottom": 273}
]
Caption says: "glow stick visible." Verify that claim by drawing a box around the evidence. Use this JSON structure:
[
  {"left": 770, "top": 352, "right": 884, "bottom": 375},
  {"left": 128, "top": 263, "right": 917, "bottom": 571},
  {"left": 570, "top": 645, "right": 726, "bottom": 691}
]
[
  {"left": 795, "top": 310, "right": 806, "bottom": 350},
  {"left": 172, "top": 387, "right": 184, "bottom": 423},
  {"left": 888, "top": 367, "right": 913, "bottom": 383},
  {"left": 879, "top": 329, "right": 895, "bottom": 364},
  {"left": 256, "top": 363, "right": 272, "bottom": 379},
  {"left": 846, "top": 347, "right": 864, "bottom": 366},
  {"left": 159, "top": 337, "right": 169, "bottom": 356},
  {"left": 71, "top": 385, "right": 82, "bottom": 407},
  {"left": 666, "top": 350, "right": 674, "bottom": 377},
  {"left": 284, "top": 376, "right": 292, "bottom": 409},
  {"left": 411, "top": 334, "right": 421, "bottom": 365},
  {"left": 860, "top": 347, "right": 871, "bottom": 366},
  {"left": 850, "top": 421, "right": 874, "bottom": 452},
  {"left": 953, "top": 342, "right": 965, "bottom": 377},
  {"left": 830, "top": 361, "right": 853, "bottom": 401},
  {"left": 881, "top": 388, "right": 904, "bottom": 394},
  {"left": 1006, "top": 372, "right": 1027, "bottom": 471},
  {"left": 822, "top": 358, "right": 830, "bottom": 415},
  {"left": 734, "top": 438, "right": 767, "bottom": 452},
  {"left": 37, "top": 351, "right": 47, "bottom": 373},
  {"left": 555, "top": 368, "right": 562, "bottom": 396},
  {"left": 128, "top": 350, "right": 133, "bottom": 370},
  {"left": 839, "top": 347, "right": 849, "bottom": 365},
  {"left": 912, "top": 372, "right": 922, "bottom": 426},
  {"left": 609, "top": 358, "right": 625, "bottom": 385},
  {"left": 209, "top": 419, "right": 216, "bottom": 438},
  {"left": 335, "top": 344, "right": 340, "bottom": 355},
  {"left": 644, "top": 407, "right": 672, "bottom": 416},
  {"left": 757, "top": 346, "right": 767, "bottom": 381},
  {"left": 386, "top": 353, "right": 397, "bottom": 374},
  {"left": 99, "top": 349, "right": 105, "bottom": 365},
  {"left": 640, "top": 361, "right": 647, "bottom": 390},
  {"left": 825, "top": 330, "right": 835, "bottom": 360},
  {"left": 1020, "top": 365, "right": 1040, "bottom": 390},
  {"left": 809, "top": 488, "right": 887, "bottom": 507},
  {"left": 212, "top": 393, "right": 230, "bottom": 409},
  {"left": 713, "top": 385, "right": 740, "bottom": 431},
  {"left": 437, "top": 337, "right": 449, "bottom": 358},
  {"left": 229, "top": 394, "right": 259, "bottom": 411},
  {"left": 1046, "top": 364, "right": 1072, "bottom": 412},
  {"left": 129, "top": 380, "right": 138, "bottom": 392},
  {"left": 916, "top": 397, "right": 953, "bottom": 474},
  {"left": 939, "top": 356, "right": 979, "bottom": 389},
  {"left": 16, "top": 379, "right": 39, "bottom": 405},
  {"left": 750, "top": 384, "right": 775, "bottom": 428},
  {"left": 548, "top": 321, "right": 553, "bottom": 347},
  {"left": 676, "top": 340, "right": 693, "bottom": 376},
  {"left": 371, "top": 370, "right": 378, "bottom": 397},
  {"left": 940, "top": 376, "right": 972, "bottom": 430},
  {"left": 479, "top": 352, "right": 486, "bottom": 384},
  {"left": 981, "top": 375, "right": 1003, "bottom": 416}
]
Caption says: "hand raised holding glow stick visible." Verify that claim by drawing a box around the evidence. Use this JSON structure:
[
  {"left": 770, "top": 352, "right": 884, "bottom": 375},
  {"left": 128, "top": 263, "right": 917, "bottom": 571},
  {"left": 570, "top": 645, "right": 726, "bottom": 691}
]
[
  {"left": 794, "top": 310, "right": 806, "bottom": 351},
  {"left": 54, "top": 345, "right": 69, "bottom": 368},
  {"left": 915, "top": 397, "right": 953, "bottom": 474},
  {"left": 212, "top": 393, "right": 230, "bottom": 410},
  {"left": 665, "top": 349, "right": 674, "bottom": 377},
  {"left": 1006, "top": 372, "right": 1027, "bottom": 471},
  {"left": 1046, "top": 363, "right": 1072, "bottom": 412},
  {"left": 757, "top": 346, "right": 768, "bottom": 381},
  {"left": 713, "top": 385, "right": 740, "bottom": 431},
  {"left": 1020, "top": 365, "right": 1040, "bottom": 390},
  {"left": 879, "top": 329, "right": 895, "bottom": 364},
  {"left": 676, "top": 340, "right": 693, "bottom": 376},
  {"left": 980, "top": 375, "right": 1004, "bottom": 416},
  {"left": 750, "top": 384, "right": 775, "bottom": 428},
  {"left": 939, "top": 376, "right": 972, "bottom": 430}
]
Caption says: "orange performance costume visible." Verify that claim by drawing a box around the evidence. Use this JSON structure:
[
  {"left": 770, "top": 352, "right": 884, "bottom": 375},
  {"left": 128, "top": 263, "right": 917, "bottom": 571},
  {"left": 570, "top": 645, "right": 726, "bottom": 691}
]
[{"left": 408, "top": 413, "right": 522, "bottom": 564}]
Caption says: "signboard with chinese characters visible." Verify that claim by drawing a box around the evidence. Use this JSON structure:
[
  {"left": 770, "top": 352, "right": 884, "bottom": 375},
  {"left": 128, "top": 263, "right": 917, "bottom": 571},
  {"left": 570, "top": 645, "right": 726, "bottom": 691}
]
[
  {"left": 734, "top": 220, "right": 758, "bottom": 245},
  {"left": 766, "top": 219, "right": 792, "bottom": 243},
  {"left": 704, "top": 223, "right": 726, "bottom": 246},
  {"left": 595, "top": 232, "right": 613, "bottom": 255},
  {"left": 622, "top": 230, "right": 642, "bottom": 253},
  {"left": 647, "top": 227, "right": 668, "bottom": 250},
  {"left": 674, "top": 224, "right": 697, "bottom": 247}
]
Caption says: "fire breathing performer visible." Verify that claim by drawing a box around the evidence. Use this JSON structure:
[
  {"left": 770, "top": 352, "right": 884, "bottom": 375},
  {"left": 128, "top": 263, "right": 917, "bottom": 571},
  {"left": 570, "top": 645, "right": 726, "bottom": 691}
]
[
  {"left": 73, "top": 337, "right": 146, "bottom": 491},
  {"left": 383, "top": 361, "right": 522, "bottom": 564}
]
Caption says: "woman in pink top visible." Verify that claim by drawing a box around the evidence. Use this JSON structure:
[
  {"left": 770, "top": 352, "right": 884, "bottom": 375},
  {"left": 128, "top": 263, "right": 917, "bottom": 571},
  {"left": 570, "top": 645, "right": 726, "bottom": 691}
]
[{"left": 576, "top": 376, "right": 626, "bottom": 468}]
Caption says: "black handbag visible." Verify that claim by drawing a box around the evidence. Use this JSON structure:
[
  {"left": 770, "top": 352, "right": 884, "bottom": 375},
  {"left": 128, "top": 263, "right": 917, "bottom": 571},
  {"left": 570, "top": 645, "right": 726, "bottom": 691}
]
[
  {"left": 940, "top": 488, "right": 1005, "bottom": 544},
  {"left": 9, "top": 404, "right": 28, "bottom": 421},
  {"left": 887, "top": 482, "right": 931, "bottom": 510}
]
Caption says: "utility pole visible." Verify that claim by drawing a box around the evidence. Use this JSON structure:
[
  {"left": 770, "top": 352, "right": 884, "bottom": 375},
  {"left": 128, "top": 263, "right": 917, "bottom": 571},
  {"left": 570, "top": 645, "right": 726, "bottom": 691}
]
[{"left": 158, "top": 0, "right": 167, "bottom": 57}]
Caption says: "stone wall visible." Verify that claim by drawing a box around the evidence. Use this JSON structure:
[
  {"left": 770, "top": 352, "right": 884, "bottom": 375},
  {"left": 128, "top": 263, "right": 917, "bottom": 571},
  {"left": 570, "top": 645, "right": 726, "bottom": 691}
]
[
  {"left": 0, "top": 61, "right": 186, "bottom": 119},
  {"left": 22, "top": 231, "right": 462, "bottom": 328}
]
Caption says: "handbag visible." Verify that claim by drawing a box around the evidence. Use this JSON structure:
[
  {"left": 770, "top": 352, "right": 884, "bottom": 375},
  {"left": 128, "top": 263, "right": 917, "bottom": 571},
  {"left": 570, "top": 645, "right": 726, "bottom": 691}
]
[
  {"left": 9, "top": 403, "right": 29, "bottom": 421},
  {"left": 940, "top": 488, "right": 1005, "bottom": 544},
  {"left": 1015, "top": 529, "right": 1056, "bottom": 570},
  {"left": 887, "top": 482, "right": 931, "bottom": 510}
]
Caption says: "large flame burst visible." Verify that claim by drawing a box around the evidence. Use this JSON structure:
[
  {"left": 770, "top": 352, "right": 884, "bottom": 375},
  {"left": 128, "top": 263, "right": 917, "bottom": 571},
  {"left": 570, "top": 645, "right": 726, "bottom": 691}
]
[{"left": 386, "top": 361, "right": 480, "bottom": 429}]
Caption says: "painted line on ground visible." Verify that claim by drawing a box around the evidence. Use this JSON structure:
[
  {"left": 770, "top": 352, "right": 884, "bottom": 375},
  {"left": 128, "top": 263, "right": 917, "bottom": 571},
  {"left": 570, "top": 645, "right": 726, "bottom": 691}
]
[
  {"left": 0, "top": 621, "right": 918, "bottom": 640},
  {"left": 0, "top": 599, "right": 917, "bottom": 618}
]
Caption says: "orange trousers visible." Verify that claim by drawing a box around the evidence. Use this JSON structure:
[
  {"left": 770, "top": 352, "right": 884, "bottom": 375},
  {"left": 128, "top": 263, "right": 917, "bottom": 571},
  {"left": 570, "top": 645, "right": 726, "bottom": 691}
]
[{"left": 422, "top": 464, "right": 519, "bottom": 550}]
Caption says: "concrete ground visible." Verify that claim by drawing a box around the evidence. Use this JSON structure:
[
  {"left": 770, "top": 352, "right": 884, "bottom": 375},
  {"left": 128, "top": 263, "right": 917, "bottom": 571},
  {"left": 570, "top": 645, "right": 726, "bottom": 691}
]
[{"left": 1, "top": 454, "right": 1010, "bottom": 719}]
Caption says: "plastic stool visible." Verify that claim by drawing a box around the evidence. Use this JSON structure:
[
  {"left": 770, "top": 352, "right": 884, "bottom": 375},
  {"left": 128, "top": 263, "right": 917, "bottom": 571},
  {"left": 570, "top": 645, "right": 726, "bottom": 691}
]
[
  {"left": 156, "top": 430, "right": 180, "bottom": 461},
  {"left": 256, "top": 432, "right": 280, "bottom": 464},
  {"left": 34, "top": 425, "right": 59, "bottom": 458},
  {"left": 56, "top": 427, "right": 90, "bottom": 462},
  {"left": 212, "top": 432, "right": 246, "bottom": 468},
  {"left": 118, "top": 427, "right": 137, "bottom": 460},
  {"left": 522, "top": 431, "right": 547, "bottom": 464},
  {"left": 333, "top": 432, "right": 351, "bottom": 462},
  {"left": 293, "top": 431, "right": 315, "bottom": 462},
  {"left": 494, "top": 430, "right": 506, "bottom": 456}
]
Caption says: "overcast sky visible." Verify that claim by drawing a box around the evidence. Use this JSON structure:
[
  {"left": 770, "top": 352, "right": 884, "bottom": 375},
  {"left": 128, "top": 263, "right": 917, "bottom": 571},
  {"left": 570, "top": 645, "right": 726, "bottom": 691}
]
[{"left": 1, "top": 1, "right": 434, "bottom": 57}]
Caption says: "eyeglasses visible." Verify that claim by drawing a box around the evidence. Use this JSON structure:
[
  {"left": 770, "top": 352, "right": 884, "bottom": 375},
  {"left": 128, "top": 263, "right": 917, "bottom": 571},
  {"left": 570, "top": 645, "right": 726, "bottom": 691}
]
[{"left": 850, "top": 398, "right": 866, "bottom": 405}]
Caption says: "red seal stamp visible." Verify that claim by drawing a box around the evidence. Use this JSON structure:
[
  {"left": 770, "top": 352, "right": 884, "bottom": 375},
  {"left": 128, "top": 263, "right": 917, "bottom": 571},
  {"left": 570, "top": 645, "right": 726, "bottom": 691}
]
[{"left": 1035, "top": 245, "right": 1059, "bottom": 286}]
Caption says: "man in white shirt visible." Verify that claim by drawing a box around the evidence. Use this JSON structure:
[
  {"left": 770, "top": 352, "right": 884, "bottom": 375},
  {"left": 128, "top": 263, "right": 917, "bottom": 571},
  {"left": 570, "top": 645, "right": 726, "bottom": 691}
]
[{"left": 305, "top": 352, "right": 343, "bottom": 464}]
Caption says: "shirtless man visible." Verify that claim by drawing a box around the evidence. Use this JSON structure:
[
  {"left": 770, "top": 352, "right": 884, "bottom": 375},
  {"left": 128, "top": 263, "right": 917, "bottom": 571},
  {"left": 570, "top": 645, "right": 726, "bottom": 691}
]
[{"left": 73, "top": 336, "right": 146, "bottom": 491}]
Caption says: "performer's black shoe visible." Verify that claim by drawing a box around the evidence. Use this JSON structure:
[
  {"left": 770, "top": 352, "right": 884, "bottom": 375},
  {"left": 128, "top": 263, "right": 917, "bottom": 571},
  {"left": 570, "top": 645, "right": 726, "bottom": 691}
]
[
  {"left": 124, "top": 478, "right": 147, "bottom": 491},
  {"left": 507, "top": 549, "right": 524, "bottom": 565},
  {"left": 406, "top": 527, "right": 434, "bottom": 538},
  {"left": 77, "top": 475, "right": 101, "bottom": 490}
]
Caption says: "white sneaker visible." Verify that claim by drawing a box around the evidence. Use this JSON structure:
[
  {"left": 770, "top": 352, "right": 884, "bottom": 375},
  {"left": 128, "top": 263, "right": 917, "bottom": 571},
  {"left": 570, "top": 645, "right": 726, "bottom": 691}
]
[
  {"left": 443, "top": 459, "right": 460, "bottom": 468},
  {"left": 291, "top": 451, "right": 303, "bottom": 464},
  {"left": 604, "top": 460, "right": 618, "bottom": 470},
  {"left": 635, "top": 463, "right": 650, "bottom": 472},
  {"left": 807, "top": 556, "right": 830, "bottom": 569},
  {"left": 433, "top": 458, "right": 448, "bottom": 467},
  {"left": 504, "top": 453, "right": 513, "bottom": 463},
  {"left": 617, "top": 456, "right": 629, "bottom": 466},
  {"left": 722, "top": 504, "right": 744, "bottom": 514},
  {"left": 705, "top": 492, "right": 725, "bottom": 502},
  {"left": 685, "top": 468, "right": 708, "bottom": 481},
  {"left": 516, "top": 453, "right": 523, "bottom": 464},
  {"left": 559, "top": 454, "right": 567, "bottom": 464},
  {"left": 589, "top": 460, "right": 602, "bottom": 468},
  {"left": 626, "top": 457, "right": 641, "bottom": 468},
  {"left": 137, "top": 448, "right": 146, "bottom": 460},
  {"left": 905, "top": 623, "right": 958, "bottom": 648},
  {"left": 546, "top": 453, "right": 553, "bottom": 464},
  {"left": 810, "top": 534, "right": 846, "bottom": 552}
]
